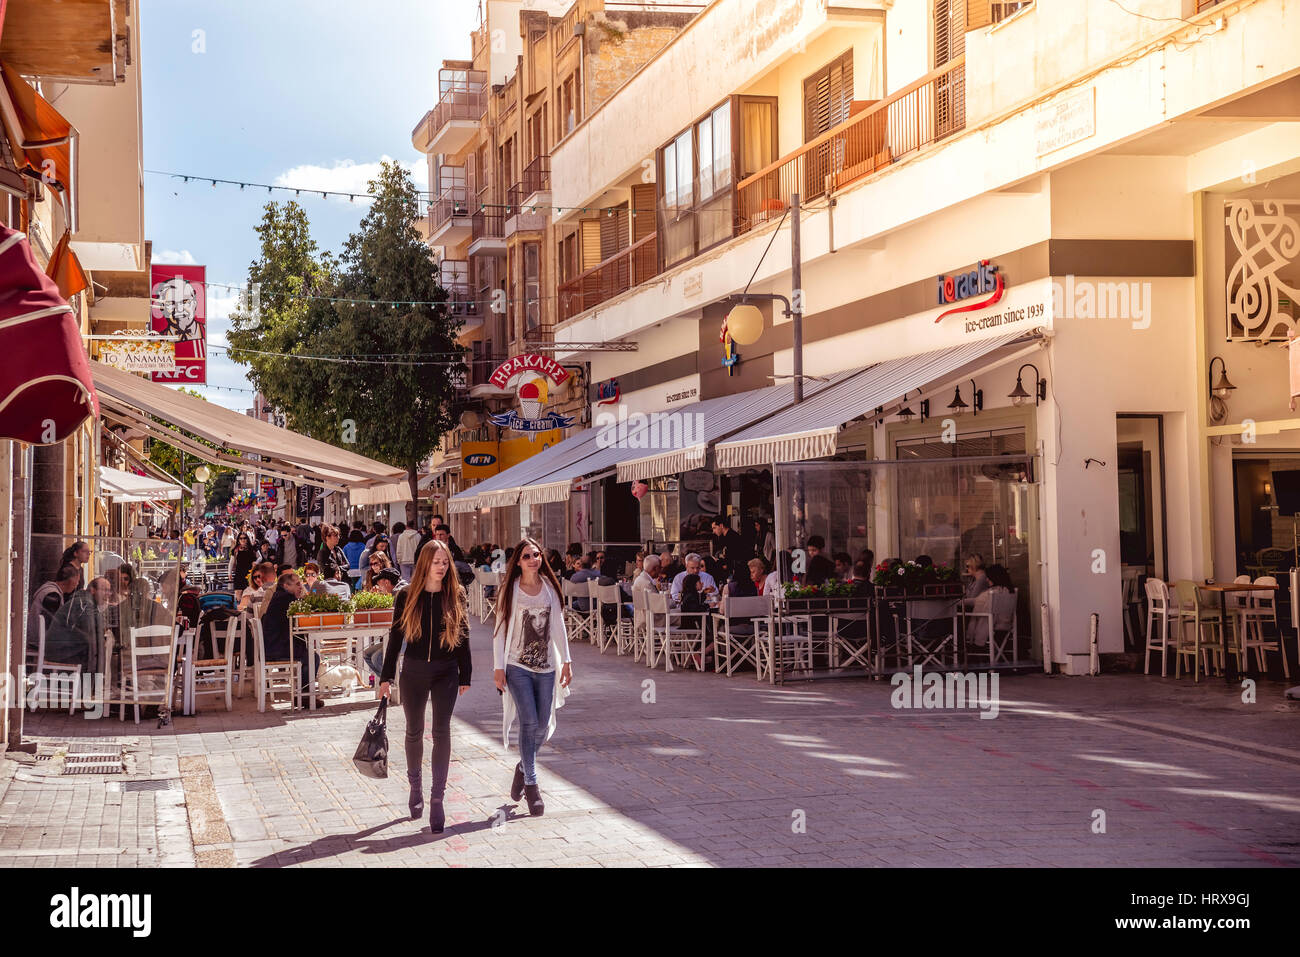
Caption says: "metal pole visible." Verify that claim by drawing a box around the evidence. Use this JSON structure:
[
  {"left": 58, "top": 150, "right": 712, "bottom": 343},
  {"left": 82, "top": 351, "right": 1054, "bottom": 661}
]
[{"left": 791, "top": 193, "right": 804, "bottom": 404}]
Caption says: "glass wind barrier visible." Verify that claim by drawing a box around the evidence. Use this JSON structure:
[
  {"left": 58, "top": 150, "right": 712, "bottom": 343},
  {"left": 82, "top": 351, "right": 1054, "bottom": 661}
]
[
  {"left": 772, "top": 456, "right": 1040, "bottom": 682},
  {"left": 22, "top": 534, "right": 186, "bottom": 720}
]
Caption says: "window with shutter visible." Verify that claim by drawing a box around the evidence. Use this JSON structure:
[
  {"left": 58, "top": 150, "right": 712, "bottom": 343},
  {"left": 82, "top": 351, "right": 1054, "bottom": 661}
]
[
  {"left": 803, "top": 51, "right": 854, "bottom": 144},
  {"left": 631, "top": 184, "right": 655, "bottom": 243},
  {"left": 934, "top": 0, "right": 967, "bottom": 138},
  {"left": 802, "top": 52, "right": 854, "bottom": 199},
  {"left": 600, "top": 203, "right": 629, "bottom": 263},
  {"left": 580, "top": 219, "right": 602, "bottom": 270}
]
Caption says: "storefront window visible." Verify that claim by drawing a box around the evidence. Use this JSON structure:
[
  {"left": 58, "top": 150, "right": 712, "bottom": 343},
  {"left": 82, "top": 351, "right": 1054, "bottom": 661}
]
[
  {"left": 639, "top": 476, "right": 682, "bottom": 545},
  {"left": 776, "top": 456, "right": 1039, "bottom": 658}
]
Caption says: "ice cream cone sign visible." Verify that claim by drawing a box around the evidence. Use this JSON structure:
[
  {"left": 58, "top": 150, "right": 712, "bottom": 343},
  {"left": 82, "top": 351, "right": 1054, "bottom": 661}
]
[
  {"left": 487, "top": 353, "right": 574, "bottom": 434},
  {"left": 518, "top": 374, "right": 548, "bottom": 420}
]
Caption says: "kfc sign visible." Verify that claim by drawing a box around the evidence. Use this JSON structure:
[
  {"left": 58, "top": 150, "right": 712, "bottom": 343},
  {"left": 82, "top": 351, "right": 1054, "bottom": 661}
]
[{"left": 150, "top": 264, "right": 207, "bottom": 383}]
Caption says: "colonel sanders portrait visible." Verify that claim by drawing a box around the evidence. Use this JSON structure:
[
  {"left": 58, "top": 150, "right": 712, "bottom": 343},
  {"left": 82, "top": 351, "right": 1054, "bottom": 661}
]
[{"left": 153, "top": 277, "right": 205, "bottom": 345}]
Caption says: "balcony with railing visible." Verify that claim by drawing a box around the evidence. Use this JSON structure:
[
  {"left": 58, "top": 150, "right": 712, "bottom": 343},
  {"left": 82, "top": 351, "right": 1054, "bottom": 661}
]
[
  {"left": 736, "top": 56, "right": 965, "bottom": 235},
  {"left": 469, "top": 208, "right": 506, "bottom": 256},
  {"left": 412, "top": 68, "right": 487, "bottom": 155},
  {"left": 507, "top": 156, "right": 551, "bottom": 211},
  {"left": 558, "top": 232, "right": 659, "bottom": 322},
  {"left": 429, "top": 177, "right": 472, "bottom": 246}
]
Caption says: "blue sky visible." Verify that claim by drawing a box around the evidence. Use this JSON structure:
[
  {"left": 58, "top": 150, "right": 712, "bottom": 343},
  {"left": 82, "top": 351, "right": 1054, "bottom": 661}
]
[{"left": 142, "top": 0, "right": 478, "bottom": 410}]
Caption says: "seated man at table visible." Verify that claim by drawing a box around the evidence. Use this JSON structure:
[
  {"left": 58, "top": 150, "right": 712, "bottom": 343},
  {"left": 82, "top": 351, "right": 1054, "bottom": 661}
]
[
  {"left": 260, "top": 571, "right": 321, "bottom": 707},
  {"left": 670, "top": 553, "right": 717, "bottom": 603},
  {"left": 804, "top": 536, "right": 836, "bottom": 585},
  {"left": 630, "top": 555, "right": 662, "bottom": 627},
  {"left": 569, "top": 556, "right": 600, "bottom": 612}
]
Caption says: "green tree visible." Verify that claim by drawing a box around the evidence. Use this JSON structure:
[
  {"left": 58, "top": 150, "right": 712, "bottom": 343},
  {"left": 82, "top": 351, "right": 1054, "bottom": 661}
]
[{"left": 228, "top": 164, "right": 464, "bottom": 522}]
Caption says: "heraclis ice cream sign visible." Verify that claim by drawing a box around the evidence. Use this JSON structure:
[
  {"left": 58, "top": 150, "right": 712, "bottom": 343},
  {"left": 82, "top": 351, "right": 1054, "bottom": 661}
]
[{"left": 488, "top": 353, "right": 575, "bottom": 433}]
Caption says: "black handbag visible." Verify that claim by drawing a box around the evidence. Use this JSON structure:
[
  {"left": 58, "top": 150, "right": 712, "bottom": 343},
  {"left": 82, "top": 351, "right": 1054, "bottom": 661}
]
[{"left": 352, "top": 698, "right": 389, "bottom": 779}]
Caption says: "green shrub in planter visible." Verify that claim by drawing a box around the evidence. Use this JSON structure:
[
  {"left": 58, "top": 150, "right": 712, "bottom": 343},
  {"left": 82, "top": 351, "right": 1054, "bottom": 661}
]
[
  {"left": 287, "top": 592, "right": 354, "bottom": 618},
  {"left": 352, "top": 590, "right": 395, "bottom": 611}
]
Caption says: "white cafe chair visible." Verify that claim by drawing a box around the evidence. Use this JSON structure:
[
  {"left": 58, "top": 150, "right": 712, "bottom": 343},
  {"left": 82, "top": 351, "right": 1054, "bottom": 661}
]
[
  {"left": 121, "top": 624, "right": 179, "bottom": 724},
  {"left": 25, "top": 616, "right": 83, "bottom": 714}
]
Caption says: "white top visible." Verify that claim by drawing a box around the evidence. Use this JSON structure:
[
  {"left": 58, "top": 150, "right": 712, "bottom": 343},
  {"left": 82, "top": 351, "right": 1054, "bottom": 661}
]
[
  {"left": 764, "top": 570, "right": 781, "bottom": 597},
  {"left": 395, "top": 528, "right": 423, "bottom": 564},
  {"left": 631, "top": 571, "right": 660, "bottom": 626},
  {"left": 493, "top": 579, "right": 571, "bottom": 673}
]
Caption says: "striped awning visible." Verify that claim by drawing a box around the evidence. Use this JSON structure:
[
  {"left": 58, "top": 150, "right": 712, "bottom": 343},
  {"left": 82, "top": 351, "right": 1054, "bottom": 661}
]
[
  {"left": 715, "top": 331, "right": 1042, "bottom": 470},
  {"left": 611, "top": 376, "right": 854, "bottom": 484}
]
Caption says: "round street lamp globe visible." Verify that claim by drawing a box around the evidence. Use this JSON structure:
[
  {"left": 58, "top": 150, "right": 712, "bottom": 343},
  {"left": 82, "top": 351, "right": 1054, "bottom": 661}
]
[
  {"left": 725, "top": 303, "right": 764, "bottom": 346},
  {"left": 193, "top": 465, "right": 211, "bottom": 483}
]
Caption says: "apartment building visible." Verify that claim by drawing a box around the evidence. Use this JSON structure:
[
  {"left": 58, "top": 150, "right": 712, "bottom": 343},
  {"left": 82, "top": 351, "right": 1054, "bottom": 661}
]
[
  {"left": 451, "top": 0, "right": 1300, "bottom": 675},
  {"left": 412, "top": 0, "right": 704, "bottom": 544}
]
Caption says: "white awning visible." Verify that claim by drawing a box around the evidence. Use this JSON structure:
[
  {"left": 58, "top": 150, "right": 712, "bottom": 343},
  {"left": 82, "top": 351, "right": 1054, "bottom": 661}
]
[
  {"left": 99, "top": 465, "right": 185, "bottom": 502},
  {"left": 449, "top": 427, "right": 606, "bottom": 511},
  {"left": 715, "top": 332, "right": 1044, "bottom": 470},
  {"left": 610, "top": 377, "right": 851, "bottom": 484},
  {"left": 90, "top": 361, "right": 408, "bottom": 490},
  {"left": 349, "top": 482, "right": 413, "bottom": 507}
]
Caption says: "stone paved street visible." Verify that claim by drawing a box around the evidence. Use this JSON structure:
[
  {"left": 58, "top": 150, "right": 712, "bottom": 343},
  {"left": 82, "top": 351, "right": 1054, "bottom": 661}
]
[{"left": 2, "top": 620, "right": 1299, "bottom": 867}]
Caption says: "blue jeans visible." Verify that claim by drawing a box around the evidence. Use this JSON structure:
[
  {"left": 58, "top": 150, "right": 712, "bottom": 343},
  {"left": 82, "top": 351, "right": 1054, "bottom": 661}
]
[{"left": 505, "top": 665, "right": 555, "bottom": 786}]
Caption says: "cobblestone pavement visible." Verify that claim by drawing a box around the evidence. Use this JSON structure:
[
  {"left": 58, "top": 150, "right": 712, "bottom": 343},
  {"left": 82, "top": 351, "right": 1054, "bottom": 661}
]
[{"left": 3, "top": 620, "right": 1299, "bottom": 867}]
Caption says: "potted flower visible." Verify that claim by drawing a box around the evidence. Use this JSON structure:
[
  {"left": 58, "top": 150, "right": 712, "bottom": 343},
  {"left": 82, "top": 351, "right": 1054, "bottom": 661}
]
[
  {"left": 287, "top": 592, "right": 353, "bottom": 628},
  {"left": 352, "top": 589, "right": 395, "bottom": 626}
]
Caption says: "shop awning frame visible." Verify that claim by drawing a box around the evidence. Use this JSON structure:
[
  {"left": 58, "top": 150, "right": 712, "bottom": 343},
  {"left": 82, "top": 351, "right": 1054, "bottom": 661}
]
[
  {"left": 99, "top": 465, "right": 185, "bottom": 502},
  {"left": 715, "top": 332, "right": 1046, "bottom": 470},
  {"left": 91, "top": 361, "right": 408, "bottom": 490}
]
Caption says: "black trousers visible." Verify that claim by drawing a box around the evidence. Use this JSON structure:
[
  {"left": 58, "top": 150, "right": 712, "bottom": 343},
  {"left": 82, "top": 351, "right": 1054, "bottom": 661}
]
[{"left": 398, "top": 657, "right": 459, "bottom": 800}]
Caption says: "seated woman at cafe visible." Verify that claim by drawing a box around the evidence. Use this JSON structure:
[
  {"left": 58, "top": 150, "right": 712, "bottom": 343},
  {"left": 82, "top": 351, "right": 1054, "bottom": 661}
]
[
  {"left": 301, "top": 561, "right": 322, "bottom": 593},
  {"left": 964, "top": 555, "right": 990, "bottom": 600},
  {"left": 260, "top": 570, "right": 321, "bottom": 707},
  {"left": 965, "top": 564, "right": 1015, "bottom": 649},
  {"left": 362, "top": 552, "right": 397, "bottom": 591}
]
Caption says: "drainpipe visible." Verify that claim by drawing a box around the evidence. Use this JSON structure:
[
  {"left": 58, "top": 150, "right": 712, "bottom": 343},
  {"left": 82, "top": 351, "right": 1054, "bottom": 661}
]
[{"left": 791, "top": 193, "right": 803, "bottom": 404}]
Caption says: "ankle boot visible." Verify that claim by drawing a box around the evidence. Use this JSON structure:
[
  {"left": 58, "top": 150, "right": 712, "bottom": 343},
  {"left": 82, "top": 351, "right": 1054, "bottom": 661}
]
[
  {"left": 524, "top": 783, "right": 544, "bottom": 817},
  {"left": 429, "top": 798, "right": 445, "bottom": 834},
  {"left": 510, "top": 762, "right": 526, "bottom": 801},
  {"left": 407, "top": 770, "right": 424, "bottom": 820}
]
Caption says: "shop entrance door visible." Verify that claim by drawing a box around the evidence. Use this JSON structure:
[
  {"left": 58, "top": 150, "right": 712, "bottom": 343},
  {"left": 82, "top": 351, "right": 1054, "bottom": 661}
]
[{"left": 1116, "top": 415, "right": 1168, "bottom": 650}]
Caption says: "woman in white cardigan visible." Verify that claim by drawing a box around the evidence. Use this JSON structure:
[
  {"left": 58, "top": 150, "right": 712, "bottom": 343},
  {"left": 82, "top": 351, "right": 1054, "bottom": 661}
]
[{"left": 493, "top": 538, "right": 573, "bottom": 817}]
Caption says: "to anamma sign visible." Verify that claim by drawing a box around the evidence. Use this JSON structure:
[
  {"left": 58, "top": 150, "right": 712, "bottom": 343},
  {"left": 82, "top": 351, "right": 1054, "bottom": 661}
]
[{"left": 935, "top": 260, "right": 1005, "bottom": 323}]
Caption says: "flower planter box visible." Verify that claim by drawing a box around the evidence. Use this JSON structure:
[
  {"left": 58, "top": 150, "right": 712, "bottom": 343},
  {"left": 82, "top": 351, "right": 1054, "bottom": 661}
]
[
  {"left": 292, "top": 613, "right": 345, "bottom": 628},
  {"left": 352, "top": 609, "right": 393, "bottom": 626}
]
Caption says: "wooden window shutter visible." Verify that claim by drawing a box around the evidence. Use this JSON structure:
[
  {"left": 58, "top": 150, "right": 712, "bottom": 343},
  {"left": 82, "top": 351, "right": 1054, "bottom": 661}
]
[
  {"left": 803, "top": 52, "right": 854, "bottom": 143},
  {"left": 966, "top": 0, "right": 992, "bottom": 29},
  {"left": 935, "top": 1, "right": 967, "bottom": 65},
  {"left": 580, "top": 219, "right": 602, "bottom": 270},
  {"left": 600, "top": 203, "right": 630, "bottom": 262},
  {"left": 631, "top": 184, "right": 655, "bottom": 243}
]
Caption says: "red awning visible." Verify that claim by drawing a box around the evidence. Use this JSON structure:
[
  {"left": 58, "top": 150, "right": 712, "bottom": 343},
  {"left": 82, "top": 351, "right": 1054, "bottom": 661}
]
[{"left": 0, "top": 223, "right": 97, "bottom": 443}]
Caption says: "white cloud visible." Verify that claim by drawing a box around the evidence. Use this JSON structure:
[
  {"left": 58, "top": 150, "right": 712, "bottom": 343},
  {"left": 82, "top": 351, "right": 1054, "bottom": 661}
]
[
  {"left": 273, "top": 156, "right": 428, "bottom": 203},
  {"left": 154, "top": 249, "right": 197, "bottom": 265}
]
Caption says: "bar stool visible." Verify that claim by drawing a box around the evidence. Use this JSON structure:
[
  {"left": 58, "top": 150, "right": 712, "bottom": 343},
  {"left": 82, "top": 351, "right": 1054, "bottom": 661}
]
[{"left": 1144, "top": 579, "right": 1181, "bottom": 676}]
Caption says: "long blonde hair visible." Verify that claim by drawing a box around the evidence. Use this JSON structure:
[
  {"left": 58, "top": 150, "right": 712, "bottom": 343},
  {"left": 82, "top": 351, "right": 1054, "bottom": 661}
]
[{"left": 398, "top": 540, "right": 465, "bottom": 649}]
